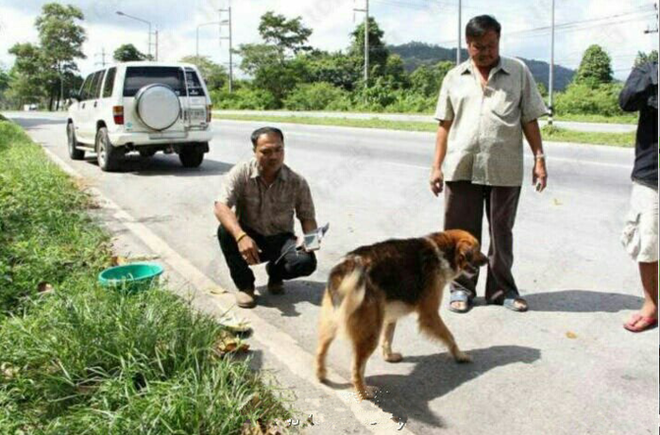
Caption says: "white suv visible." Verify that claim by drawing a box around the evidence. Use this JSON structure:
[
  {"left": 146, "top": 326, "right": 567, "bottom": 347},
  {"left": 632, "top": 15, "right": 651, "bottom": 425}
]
[{"left": 67, "top": 62, "right": 213, "bottom": 171}]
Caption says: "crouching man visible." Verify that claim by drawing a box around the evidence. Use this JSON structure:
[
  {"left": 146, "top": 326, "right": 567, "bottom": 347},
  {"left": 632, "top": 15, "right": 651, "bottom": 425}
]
[{"left": 214, "top": 127, "right": 318, "bottom": 308}]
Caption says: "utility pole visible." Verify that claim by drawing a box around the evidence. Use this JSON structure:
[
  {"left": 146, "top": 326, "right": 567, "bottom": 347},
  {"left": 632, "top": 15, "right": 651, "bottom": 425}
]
[
  {"left": 219, "top": 3, "right": 233, "bottom": 92},
  {"left": 548, "top": 0, "right": 555, "bottom": 126},
  {"left": 155, "top": 28, "right": 159, "bottom": 61},
  {"left": 644, "top": 2, "right": 659, "bottom": 33},
  {"left": 457, "top": 0, "right": 462, "bottom": 64},
  {"left": 354, "top": 0, "right": 369, "bottom": 84},
  {"left": 95, "top": 47, "right": 107, "bottom": 67}
]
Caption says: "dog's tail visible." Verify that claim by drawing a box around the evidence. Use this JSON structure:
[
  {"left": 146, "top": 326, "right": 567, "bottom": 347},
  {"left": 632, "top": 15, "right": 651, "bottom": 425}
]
[{"left": 335, "top": 262, "right": 366, "bottom": 324}]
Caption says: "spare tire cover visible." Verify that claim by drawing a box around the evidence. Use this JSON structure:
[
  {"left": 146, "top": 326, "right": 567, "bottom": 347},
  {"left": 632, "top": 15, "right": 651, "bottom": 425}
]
[{"left": 134, "top": 84, "right": 181, "bottom": 131}]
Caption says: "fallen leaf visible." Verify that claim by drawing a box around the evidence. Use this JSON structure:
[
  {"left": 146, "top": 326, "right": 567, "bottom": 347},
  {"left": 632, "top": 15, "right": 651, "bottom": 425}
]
[
  {"left": 566, "top": 331, "right": 578, "bottom": 339},
  {"left": 553, "top": 198, "right": 563, "bottom": 206},
  {"left": 37, "top": 282, "right": 54, "bottom": 294},
  {"left": 111, "top": 256, "right": 127, "bottom": 266},
  {"left": 208, "top": 286, "right": 227, "bottom": 295}
]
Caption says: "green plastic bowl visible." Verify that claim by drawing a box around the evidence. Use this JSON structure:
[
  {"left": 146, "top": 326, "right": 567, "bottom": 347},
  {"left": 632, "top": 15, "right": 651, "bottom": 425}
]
[{"left": 98, "top": 262, "right": 164, "bottom": 293}]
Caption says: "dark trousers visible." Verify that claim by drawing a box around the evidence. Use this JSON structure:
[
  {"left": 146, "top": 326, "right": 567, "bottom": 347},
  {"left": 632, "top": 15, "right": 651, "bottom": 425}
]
[
  {"left": 217, "top": 225, "right": 317, "bottom": 291},
  {"left": 444, "top": 181, "right": 522, "bottom": 301}
]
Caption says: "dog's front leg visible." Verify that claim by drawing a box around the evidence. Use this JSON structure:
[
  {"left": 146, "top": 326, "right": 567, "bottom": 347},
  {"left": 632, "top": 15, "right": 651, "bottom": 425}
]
[{"left": 381, "top": 321, "right": 403, "bottom": 363}]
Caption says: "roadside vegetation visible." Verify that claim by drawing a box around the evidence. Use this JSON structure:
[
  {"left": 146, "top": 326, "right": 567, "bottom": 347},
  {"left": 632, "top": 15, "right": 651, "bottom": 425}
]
[
  {"left": 213, "top": 113, "right": 636, "bottom": 147},
  {"left": 0, "top": 3, "right": 654, "bottom": 126},
  {"left": 0, "top": 118, "right": 292, "bottom": 434}
]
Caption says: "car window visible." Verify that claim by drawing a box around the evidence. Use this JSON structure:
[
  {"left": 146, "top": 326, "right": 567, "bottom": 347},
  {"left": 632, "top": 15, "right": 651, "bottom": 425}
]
[
  {"left": 80, "top": 74, "right": 93, "bottom": 100},
  {"left": 89, "top": 70, "right": 104, "bottom": 100},
  {"left": 102, "top": 67, "right": 116, "bottom": 98},
  {"left": 123, "top": 66, "right": 186, "bottom": 97},
  {"left": 184, "top": 68, "right": 205, "bottom": 97}
]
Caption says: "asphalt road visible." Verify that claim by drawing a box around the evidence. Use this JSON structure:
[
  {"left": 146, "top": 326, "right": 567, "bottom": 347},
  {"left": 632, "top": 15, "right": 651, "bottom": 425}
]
[
  {"left": 4, "top": 112, "right": 656, "bottom": 435},
  {"left": 214, "top": 109, "right": 637, "bottom": 133}
]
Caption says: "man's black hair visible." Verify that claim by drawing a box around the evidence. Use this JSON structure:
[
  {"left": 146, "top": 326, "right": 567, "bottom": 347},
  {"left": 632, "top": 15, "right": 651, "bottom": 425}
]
[
  {"left": 251, "top": 126, "right": 284, "bottom": 148},
  {"left": 465, "top": 15, "right": 501, "bottom": 39}
]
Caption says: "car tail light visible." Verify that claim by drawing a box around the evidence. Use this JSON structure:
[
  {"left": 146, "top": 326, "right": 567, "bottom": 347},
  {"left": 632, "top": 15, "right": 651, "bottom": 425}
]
[
  {"left": 206, "top": 104, "right": 212, "bottom": 123},
  {"left": 113, "top": 106, "right": 124, "bottom": 125}
]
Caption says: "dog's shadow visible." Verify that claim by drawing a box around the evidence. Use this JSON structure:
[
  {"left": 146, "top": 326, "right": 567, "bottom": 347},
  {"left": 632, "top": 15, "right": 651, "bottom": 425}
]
[
  {"left": 325, "top": 345, "right": 541, "bottom": 428},
  {"left": 522, "top": 289, "right": 643, "bottom": 313},
  {"left": 257, "top": 280, "right": 326, "bottom": 317}
]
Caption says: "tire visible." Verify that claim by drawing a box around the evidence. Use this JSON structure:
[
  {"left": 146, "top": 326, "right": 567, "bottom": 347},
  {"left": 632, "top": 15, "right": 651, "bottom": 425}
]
[
  {"left": 178, "top": 146, "right": 204, "bottom": 168},
  {"left": 67, "top": 122, "right": 85, "bottom": 160},
  {"left": 96, "top": 127, "right": 121, "bottom": 172}
]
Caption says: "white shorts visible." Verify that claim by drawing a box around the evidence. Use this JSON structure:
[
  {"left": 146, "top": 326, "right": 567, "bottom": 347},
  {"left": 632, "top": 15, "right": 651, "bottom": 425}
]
[{"left": 621, "top": 181, "right": 659, "bottom": 263}]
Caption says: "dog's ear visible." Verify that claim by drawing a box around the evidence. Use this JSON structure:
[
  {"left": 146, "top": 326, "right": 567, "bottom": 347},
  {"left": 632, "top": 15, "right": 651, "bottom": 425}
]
[{"left": 456, "top": 240, "right": 488, "bottom": 269}]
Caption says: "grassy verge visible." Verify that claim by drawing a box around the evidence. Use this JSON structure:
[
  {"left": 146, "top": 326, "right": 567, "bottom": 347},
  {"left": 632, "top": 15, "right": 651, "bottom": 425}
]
[
  {"left": 0, "top": 119, "right": 292, "bottom": 434},
  {"left": 214, "top": 114, "right": 636, "bottom": 147},
  {"left": 553, "top": 113, "right": 638, "bottom": 124}
]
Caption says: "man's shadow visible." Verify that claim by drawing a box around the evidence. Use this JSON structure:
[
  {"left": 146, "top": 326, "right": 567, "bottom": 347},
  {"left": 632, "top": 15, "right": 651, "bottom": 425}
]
[
  {"left": 324, "top": 345, "right": 541, "bottom": 428},
  {"left": 257, "top": 280, "right": 326, "bottom": 317},
  {"left": 522, "top": 289, "right": 643, "bottom": 313}
]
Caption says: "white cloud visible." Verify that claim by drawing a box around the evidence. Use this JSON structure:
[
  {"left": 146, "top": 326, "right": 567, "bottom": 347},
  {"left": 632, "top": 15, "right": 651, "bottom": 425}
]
[{"left": 0, "top": 0, "right": 657, "bottom": 80}]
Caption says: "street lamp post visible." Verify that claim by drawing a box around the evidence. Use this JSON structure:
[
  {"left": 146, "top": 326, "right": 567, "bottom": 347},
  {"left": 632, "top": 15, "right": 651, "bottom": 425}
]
[
  {"left": 116, "top": 11, "right": 154, "bottom": 59},
  {"left": 196, "top": 22, "right": 222, "bottom": 58}
]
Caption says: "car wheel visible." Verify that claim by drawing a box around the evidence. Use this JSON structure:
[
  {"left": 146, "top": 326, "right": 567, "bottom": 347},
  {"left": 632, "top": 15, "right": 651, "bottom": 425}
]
[
  {"left": 96, "top": 127, "right": 121, "bottom": 172},
  {"left": 67, "top": 122, "right": 85, "bottom": 160},
  {"left": 178, "top": 146, "right": 204, "bottom": 168}
]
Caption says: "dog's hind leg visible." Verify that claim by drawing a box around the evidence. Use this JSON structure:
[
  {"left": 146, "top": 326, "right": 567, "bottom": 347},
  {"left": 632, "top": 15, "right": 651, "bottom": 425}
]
[
  {"left": 315, "top": 291, "right": 338, "bottom": 382},
  {"left": 351, "top": 334, "right": 380, "bottom": 400},
  {"left": 418, "top": 311, "right": 472, "bottom": 363},
  {"left": 381, "top": 321, "right": 403, "bottom": 363}
]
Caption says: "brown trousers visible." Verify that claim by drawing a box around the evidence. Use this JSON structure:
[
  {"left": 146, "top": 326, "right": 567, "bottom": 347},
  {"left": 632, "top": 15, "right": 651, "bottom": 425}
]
[{"left": 444, "top": 181, "right": 522, "bottom": 301}]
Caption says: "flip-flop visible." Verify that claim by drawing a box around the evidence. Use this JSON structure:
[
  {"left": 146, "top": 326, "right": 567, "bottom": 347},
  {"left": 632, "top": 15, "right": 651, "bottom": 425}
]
[
  {"left": 448, "top": 290, "right": 472, "bottom": 313},
  {"left": 623, "top": 315, "right": 658, "bottom": 333},
  {"left": 623, "top": 313, "right": 643, "bottom": 329},
  {"left": 488, "top": 290, "right": 528, "bottom": 312}
]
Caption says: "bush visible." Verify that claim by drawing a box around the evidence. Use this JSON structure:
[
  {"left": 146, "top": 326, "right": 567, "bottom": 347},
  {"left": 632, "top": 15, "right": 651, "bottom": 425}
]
[
  {"left": 554, "top": 83, "right": 624, "bottom": 117},
  {"left": 283, "top": 82, "right": 349, "bottom": 111},
  {"left": 211, "top": 87, "right": 277, "bottom": 110}
]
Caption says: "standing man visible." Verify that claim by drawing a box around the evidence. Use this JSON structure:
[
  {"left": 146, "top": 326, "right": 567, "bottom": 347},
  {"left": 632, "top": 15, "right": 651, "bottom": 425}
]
[
  {"left": 429, "top": 15, "right": 548, "bottom": 313},
  {"left": 619, "top": 60, "right": 658, "bottom": 332},
  {"left": 214, "top": 127, "right": 318, "bottom": 309}
]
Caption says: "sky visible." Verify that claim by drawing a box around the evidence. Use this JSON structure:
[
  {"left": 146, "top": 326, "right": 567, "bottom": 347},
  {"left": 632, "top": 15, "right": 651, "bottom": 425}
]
[{"left": 0, "top": 0, "right": 658, "bottom": 82}]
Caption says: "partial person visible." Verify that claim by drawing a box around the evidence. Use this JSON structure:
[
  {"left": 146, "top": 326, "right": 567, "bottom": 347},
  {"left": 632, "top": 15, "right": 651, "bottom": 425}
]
[{"left": 619, "top": 60, "right": 658, "bottom": 332}]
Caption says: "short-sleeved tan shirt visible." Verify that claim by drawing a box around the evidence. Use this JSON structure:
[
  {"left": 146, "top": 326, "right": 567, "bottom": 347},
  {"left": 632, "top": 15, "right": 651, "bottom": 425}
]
[
  {"left": 434, "top": 56, "right": 548, "bottom": 186},
  {"left": 216, "top": 159, "right": 316, "bottom": 236}
]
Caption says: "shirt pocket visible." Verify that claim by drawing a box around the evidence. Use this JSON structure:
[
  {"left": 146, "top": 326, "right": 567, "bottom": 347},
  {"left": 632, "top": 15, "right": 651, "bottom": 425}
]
[{"left": 490, "top": 87, "right": 521, "bottom": 121}]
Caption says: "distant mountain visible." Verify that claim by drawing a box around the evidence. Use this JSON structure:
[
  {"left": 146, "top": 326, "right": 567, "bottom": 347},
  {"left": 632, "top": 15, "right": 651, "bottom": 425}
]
[{"left": 388, "top": 41, "right": 575, "bottom": 91}]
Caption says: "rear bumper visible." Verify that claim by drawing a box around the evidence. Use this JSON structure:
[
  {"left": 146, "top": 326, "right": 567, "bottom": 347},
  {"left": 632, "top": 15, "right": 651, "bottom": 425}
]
[{"left": 109, "top": 128, "right": 213, "bottom": 146}]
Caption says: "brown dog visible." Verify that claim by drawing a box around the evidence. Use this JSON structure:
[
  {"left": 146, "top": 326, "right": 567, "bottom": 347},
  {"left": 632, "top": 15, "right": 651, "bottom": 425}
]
[{"left": 315, "top": 229, "right": 488, "bottom": 400}]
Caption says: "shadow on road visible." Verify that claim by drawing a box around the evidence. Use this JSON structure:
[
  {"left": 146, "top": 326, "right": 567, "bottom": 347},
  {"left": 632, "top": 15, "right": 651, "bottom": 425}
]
[
  {"left": 523, "top": 289, "right": 643, "bottom": 313},
  {"left": 12, "top": 117, "right": 65, "bottom": 130},
  {"left": 82, "top": 154, "right": 233, "bottom": 177},
  {"left": 323, "top": 345, "right": 541, "bottom": 428},
  {"left": 257, "top": 280, "right": 326, "bottom": 317}
]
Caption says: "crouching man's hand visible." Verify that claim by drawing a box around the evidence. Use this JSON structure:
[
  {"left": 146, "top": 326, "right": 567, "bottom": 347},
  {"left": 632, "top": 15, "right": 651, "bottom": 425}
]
[{"left": 238, "top": 235, "right": 260, "bottom": 265}]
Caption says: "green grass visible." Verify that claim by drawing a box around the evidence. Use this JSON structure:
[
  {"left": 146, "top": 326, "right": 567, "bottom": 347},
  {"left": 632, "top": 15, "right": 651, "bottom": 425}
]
[
  {"left": 0, "top": 119, "right": 292, "bottom": 434},
  {"left": 540, "top": 126, "right": 635, "bottom": 147},
  {"left": 554, "top": 113, "right": 638, "bottom": 124},
  {"left": 214, "top": 114, "right": 636, "bottom": 147}
]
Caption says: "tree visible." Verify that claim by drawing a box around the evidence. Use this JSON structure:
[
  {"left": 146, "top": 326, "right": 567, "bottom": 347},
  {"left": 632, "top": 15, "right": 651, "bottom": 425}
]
[
  {"left": 258, "top": 11, "right": 312, "bottom": 55},
  {"left": 634, "top": 50, "right": 659, "bottom": 67},
  {"left": 180, "top": 56, "right": 228, "bottom": 90},
  {"left": 409, "top": 60, "right": 453, "bottom": 97},
  {"left": 7, "top": 43, "right": 47, "bottom": 106},
  {"left": 35, "top": 3, "right": 86, "bottom": 111},
  {"left": 349, "top": 17, "right": 390, "bottom": 82},
  {"left": 574, "top": 44, "right": 612, "bottom": 88},
  {"left": 304, "top": 50, "right": 361, "bottom": 91},
  {"left": 114, "top": 44, "right": 148, "bottom": 62}
]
